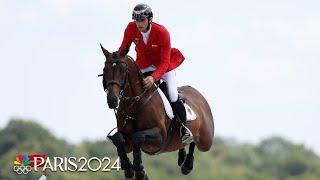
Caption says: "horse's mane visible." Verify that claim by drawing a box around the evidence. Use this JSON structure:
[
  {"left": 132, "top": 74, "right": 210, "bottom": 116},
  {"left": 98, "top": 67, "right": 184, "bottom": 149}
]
[{"left": 125, "top": 55, "right": 145, "bottom": 85}]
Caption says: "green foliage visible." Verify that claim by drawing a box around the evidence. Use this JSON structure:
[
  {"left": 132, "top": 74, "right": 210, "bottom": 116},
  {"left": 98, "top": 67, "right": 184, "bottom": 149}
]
[
  {"left": 81, "top": 140, "right": 117, "bottom": 158},
  {"left": 1, "top": 119, "right": 320, "bottom": 180}
]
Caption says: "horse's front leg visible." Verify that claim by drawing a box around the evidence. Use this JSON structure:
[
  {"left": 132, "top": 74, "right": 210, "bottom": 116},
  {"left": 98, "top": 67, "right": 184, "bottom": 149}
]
[
  {"left": 132, "top": 127, "right": 163, "bottom": 180},
  {"left": 108, "top": 132, "right": 135, "bottom": 179}
]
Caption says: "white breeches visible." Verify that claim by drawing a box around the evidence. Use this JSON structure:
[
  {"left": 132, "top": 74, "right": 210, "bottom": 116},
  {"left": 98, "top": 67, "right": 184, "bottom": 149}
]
[
  {"left": 160, "top": 70, "right": 179, "bottom": 102},
  {"left": 141, "top": 66, "right": 179, "bottom": 102}
]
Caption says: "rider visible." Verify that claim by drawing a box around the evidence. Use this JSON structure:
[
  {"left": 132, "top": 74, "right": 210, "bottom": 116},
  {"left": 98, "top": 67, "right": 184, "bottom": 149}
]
[{"left": 118, "top": 3, "right": 193, "bottom": 144}]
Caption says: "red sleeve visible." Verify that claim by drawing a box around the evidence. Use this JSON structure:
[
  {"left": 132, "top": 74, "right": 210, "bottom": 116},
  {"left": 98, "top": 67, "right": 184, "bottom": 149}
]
[
  {"left": 152, "top": 28, "right": 171, "bottom": 81},
  {"left": 118, "top": 23, "right": 133, "bottom": 54}
]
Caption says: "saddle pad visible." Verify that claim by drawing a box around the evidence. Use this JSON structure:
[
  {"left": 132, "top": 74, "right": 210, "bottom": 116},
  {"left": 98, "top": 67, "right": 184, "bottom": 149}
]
[{"left": 157, "top": 88, "right": 197, "bottom": 121}]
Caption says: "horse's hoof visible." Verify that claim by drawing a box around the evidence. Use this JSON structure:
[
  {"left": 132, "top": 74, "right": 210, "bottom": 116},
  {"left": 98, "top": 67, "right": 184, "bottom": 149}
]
[
  {"left": 125, "top": 169, "right": 135, "bottom": 180},
  {"left": 181, "top": 155, "right": 194, "bottom": 175},
  {"left": 181, "top": 164, "right": 193, "bottom": 175},
  {"left": 143, "top": 172, "right": 148, "bottom": 180},
  {"left": 135, "top": 170, "right": 148, "bottom": 180},
  {"left": 126, "top": 176, "right": 135, "bottom": 180}
]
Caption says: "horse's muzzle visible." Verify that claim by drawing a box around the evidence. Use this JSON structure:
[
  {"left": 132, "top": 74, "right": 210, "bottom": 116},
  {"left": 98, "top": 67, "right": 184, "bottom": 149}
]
[{"left": 107, "top": 94, "right": 119, "bottom": 109}]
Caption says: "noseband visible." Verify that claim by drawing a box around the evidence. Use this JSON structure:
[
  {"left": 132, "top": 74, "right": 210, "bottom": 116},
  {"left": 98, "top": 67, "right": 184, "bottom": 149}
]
[
  {"left": 99, "top": 56, "right": 159, "bottom": 126},
  {"left": 99, "top": 57, "right": 152, "bottom": 103}
]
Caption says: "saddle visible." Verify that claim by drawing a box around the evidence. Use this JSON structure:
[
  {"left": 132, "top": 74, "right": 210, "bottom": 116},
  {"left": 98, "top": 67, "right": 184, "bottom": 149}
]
[
  {"left": 142, "top": 71, "right": 196, "bottom": 121},
  {"left": 142, "top": 72, "right": 196, "bottom": 154}
]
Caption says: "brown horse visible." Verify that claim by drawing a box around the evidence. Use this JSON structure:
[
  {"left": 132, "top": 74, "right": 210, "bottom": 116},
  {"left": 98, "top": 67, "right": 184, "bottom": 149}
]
[{"left": 100, "top": 45, "right": 214, "bottom": 180}]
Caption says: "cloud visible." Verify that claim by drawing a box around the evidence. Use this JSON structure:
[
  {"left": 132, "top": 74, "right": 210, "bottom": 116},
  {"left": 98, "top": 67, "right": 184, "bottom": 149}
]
[
  {"left": 17, "top": 8, "right": 40, "bottom": 25},
  {"left": 7, "top": 0, "right": 74, "bottom": 25},
  {"left": 45, "top": 0, "right": 74, "bottom": 16},
  {"left": 250, "top": 13, "right": 320, "bottom": 49},
  {"left": 224, "top": 50, "right": 293, "bottom": 77},
  {"left": 222, "top": 47, "right": 319, "bottom": 104}
]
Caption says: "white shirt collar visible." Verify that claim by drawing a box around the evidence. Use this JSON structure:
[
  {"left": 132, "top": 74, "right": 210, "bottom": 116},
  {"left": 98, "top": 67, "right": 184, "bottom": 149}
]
[{"left": 141, "top": 24, "right": 152, "bottom": 44}]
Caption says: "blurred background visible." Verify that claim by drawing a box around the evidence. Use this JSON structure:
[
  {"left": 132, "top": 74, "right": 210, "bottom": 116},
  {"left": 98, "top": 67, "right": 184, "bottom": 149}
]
[{"left": 0, "top": 0, "right": 319, "bottom": 179}]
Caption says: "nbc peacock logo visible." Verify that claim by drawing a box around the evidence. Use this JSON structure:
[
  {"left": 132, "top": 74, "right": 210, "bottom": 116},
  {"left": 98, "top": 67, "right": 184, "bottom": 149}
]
[{"left": 13, "top": 155, "right": 32, "bottom": 175}]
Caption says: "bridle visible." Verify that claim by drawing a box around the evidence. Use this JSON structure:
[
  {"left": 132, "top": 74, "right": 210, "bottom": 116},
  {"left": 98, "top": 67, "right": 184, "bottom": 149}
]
[
  {"left": 101, "top": 55, "right": 173, "bottom": 155},
  {"left": 100, "top": 60, "right": 129, "bottom": 94},
  {"left": 99, "top": 56, "right": 158, "bottom": 124}
]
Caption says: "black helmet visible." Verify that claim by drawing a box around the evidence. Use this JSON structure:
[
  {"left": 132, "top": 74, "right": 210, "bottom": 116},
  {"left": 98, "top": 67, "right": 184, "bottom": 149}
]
[{"left": 132, "top": 3, "right": 153, "bottom": 21}]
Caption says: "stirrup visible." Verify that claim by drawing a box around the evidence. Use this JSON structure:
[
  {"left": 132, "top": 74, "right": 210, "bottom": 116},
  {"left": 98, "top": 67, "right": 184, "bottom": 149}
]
[{"left": 180, "top": 126, "right": 193, "bottom": 144}]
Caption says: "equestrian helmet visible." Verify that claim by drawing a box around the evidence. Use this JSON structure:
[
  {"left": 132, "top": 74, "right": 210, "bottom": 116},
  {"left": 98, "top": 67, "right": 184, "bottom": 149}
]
[{"left": 132, "top": 3, "right": 153, "bottom": 20}]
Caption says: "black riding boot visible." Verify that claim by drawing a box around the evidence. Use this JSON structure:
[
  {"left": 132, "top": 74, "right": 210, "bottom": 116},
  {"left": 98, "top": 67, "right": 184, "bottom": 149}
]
[{"left": 171, "top": 97, "right": 193, "bottom": 144}]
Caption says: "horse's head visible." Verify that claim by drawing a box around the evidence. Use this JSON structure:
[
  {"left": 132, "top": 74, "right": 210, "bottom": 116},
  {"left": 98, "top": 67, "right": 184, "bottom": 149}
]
[{"left": 100, "top": 44, "right": 129, "bottom": 109}]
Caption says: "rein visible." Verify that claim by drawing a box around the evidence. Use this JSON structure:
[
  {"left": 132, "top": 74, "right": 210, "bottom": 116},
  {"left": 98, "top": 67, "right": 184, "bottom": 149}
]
[
  {"left": 101, "top": 55, "right": 176, "bottom": 155},
  {"left": 100, "top": 55, "right": 159, "bottom": 124}
]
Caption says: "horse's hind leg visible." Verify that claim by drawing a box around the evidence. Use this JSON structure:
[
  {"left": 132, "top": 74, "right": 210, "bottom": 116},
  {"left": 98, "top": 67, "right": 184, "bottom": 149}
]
[
  {"left": 181, "top": 142, "right": 195, "bottom": 175},
  {"left": 108, "top": 132, "right": 135, "bottom": 179},
  {"left": 178, "top": 148, "right": 186, "bottom": 166}
]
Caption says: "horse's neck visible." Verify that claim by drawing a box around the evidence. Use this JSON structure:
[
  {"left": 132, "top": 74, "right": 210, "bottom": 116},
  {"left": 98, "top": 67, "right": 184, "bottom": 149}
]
[
  {"left": 125, "top": 60, "right": 145, "bottom": 96},
  {"left": 125, "top": 59, "right": 157, "bottom": 101},
  {"left": 122, "top": 58, "right": 164, "bottom": 118}
]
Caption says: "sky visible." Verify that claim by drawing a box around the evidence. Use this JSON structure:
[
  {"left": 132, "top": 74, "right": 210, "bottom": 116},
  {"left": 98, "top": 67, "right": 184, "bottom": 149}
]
[{"left": 0, "top": 0, "right": 319, "bottom": 154}]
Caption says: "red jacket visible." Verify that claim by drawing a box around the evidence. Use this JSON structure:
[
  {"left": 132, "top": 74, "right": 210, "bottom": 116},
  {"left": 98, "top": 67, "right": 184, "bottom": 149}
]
[{"left": 119, "top": 22, "right": 185, "bottom": 80}]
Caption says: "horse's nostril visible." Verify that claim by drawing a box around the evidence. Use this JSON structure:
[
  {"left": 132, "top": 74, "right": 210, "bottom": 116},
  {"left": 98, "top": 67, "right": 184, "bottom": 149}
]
[
  {"left": 107, "top": 94, "right": 119, "bottom": 108},
  {"left": 107, "top": 94, "right": 118, "bottom": 101}
]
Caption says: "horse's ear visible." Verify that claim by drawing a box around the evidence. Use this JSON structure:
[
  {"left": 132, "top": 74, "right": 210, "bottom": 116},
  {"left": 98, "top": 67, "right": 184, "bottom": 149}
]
[
  {"left": 118, "top": 45, "right": 129, "bottom": 58},
  {"left": 100, "top": 43, "right": 110, "bottom": 59},
  {"left": 117, "top": 49, "right": 126, "bottom": 58}
]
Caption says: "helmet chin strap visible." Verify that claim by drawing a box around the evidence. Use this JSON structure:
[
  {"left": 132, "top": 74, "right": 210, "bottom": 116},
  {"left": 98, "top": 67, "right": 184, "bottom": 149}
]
[{"left": 146, "top": 17, "right": 152, "bottom": 31}]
